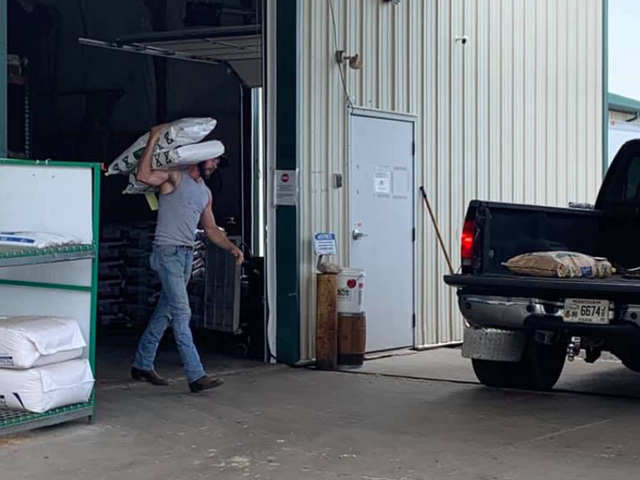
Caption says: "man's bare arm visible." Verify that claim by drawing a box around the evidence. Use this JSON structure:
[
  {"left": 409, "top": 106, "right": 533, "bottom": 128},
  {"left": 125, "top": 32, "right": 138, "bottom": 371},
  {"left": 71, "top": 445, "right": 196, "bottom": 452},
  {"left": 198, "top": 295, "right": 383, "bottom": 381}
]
[
  {"left": 201, "top": 196, "right": 244, "bottom": 265},
  {"left": 136, "top": 126, "right": 171, "bottom": 187}
]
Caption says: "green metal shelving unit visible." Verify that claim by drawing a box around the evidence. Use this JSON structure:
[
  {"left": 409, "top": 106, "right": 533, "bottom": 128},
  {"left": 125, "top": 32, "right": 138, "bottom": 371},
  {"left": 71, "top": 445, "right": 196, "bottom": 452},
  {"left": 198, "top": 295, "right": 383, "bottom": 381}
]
[{"left": 0, "top": 159, "right": 101, "bottom": 436}]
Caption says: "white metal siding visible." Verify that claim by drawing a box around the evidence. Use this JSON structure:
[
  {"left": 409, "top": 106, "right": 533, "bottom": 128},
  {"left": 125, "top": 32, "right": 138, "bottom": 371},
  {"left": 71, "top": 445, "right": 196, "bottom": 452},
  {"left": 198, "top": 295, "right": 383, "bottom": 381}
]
[{"left": 299, "top": 0, "right": 604, "bottom": 359}]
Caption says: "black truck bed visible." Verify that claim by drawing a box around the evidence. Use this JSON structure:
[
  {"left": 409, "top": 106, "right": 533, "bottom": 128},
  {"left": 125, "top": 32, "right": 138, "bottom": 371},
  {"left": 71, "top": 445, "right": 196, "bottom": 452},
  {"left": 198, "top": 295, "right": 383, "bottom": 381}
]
[{"left": 445, "top": 273, "right": 640, "bottom": 300}]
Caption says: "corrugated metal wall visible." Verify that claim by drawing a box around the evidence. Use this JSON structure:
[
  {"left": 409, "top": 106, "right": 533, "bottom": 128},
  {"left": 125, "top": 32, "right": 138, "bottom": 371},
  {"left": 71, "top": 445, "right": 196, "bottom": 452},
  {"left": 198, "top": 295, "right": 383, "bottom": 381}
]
[{"left": 298, "top": 0, "right": 604, "bottom": 359}]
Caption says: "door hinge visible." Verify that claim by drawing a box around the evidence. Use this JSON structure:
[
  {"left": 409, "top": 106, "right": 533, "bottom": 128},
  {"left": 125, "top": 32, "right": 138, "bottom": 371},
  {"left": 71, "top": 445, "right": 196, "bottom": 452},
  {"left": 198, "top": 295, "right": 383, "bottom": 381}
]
[
  {"left": 412, "top": 227, "right": 416, "bottom": 242},
  {"left": 412, "top": 142, "right": 416, "bottom": 156},
  {"left": 412, "top": 313, "right": 416, "bottom": 328}
]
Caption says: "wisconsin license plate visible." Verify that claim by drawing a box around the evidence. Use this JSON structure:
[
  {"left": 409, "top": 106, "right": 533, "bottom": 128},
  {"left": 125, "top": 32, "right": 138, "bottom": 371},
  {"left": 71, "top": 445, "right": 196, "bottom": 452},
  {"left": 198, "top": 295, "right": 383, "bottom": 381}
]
[{"left": 563, "top": 299, "right": 610, "bottom": 325}]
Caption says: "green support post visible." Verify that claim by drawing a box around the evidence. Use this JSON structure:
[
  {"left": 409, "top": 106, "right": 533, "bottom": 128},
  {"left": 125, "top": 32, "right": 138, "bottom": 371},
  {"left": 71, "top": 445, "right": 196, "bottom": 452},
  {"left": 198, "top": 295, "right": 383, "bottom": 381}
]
[
  {"left": 89, "top": 163, "right": 101, "bottom": 418},
  {"left": 275, "top": 0, "right": 301, "bottom": 364},
  {"left": 0, "top": 0, "right": 7, "bottom": 158}
]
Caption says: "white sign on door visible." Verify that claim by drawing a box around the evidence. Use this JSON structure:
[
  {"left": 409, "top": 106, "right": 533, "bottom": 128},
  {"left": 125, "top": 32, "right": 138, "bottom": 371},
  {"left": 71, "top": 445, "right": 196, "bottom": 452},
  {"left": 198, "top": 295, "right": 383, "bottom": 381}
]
[{"left": 374, "top": 168, "right": 392, "bottom": 196}]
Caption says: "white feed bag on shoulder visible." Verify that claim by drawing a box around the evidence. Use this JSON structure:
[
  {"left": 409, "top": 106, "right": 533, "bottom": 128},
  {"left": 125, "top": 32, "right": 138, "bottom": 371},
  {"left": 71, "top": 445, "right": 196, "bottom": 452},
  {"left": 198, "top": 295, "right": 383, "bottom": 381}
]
[
  {"left": 152, "top": 140, "right": 225, "bottom": 170},
  {"left": 107, "top": 118, "right": 217, "bottom": 176},
  {"left": 0, "top": 359, "right": 94, "bottom": 413},
  {"left": 123, "top": 171, "right": 159, "bottom": 195},
  {"left": 0, "top": 316, "right": 86, "bottom": 369}
]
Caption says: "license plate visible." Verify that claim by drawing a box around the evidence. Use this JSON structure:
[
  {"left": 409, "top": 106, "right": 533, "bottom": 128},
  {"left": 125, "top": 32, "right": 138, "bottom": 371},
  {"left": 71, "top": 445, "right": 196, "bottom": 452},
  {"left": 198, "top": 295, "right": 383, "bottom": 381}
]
[{"left": 563, "top": 299, "right": 610, "bottom": 325}]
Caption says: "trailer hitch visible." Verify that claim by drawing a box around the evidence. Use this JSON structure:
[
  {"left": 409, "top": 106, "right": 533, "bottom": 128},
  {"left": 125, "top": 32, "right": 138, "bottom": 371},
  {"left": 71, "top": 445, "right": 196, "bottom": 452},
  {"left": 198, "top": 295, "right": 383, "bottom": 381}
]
[{"left": 567, "top": 336, "right": 581, "bottom": 362}]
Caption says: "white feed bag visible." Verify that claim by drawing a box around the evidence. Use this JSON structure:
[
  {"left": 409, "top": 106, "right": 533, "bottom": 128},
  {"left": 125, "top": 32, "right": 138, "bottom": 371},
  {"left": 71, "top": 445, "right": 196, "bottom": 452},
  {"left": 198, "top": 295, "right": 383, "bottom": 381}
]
[
  {"left": 0, "top": 232, "right": 81, "bottom": 249},
  {"left": 152, "top": 140, "right": 226, "bottom": 170},
  {"left": 107, "top": 118, "right": 217, "bottom": 176},
  {"left": 123, "top": 171, "right": 159, "bottom": 195},
  {"left": 0, "top": 359, "right": 94, "bottom": 413},
  {"left": 123, "top": 140, "right": 226, "bottom": 194},
  {"left": 0, "top": 316, "right": 86, "bottom": 369}
]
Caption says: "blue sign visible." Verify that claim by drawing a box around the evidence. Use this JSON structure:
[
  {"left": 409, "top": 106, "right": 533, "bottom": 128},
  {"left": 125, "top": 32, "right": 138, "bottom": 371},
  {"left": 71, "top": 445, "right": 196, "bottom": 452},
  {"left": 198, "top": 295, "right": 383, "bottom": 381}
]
[{"left": 314, "top": 233, "right": 338, "bottom": 256}]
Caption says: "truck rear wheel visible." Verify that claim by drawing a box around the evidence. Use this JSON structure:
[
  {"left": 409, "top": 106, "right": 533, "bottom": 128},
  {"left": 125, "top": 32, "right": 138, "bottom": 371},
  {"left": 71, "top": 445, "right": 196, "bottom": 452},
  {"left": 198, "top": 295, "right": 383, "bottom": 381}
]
[
  {"left": 472, "top": 359, "right": 520, "bottom": 388},
  {"left": 611, "top": 344, "right": 640, "bottom": 373},
  {"left": 472, "top": 337, "right": 566, "bottom": 391}
]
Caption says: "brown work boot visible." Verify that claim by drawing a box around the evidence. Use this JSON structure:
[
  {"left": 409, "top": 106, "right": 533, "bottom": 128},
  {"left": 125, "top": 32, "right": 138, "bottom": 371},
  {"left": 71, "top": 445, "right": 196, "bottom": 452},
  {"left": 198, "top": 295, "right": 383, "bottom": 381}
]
[
  {"left": 188, "top": 375, "right": 225, "bottom": 393},
  {"left": 131, "top": 367, "right": 169, "bottom": 386}
]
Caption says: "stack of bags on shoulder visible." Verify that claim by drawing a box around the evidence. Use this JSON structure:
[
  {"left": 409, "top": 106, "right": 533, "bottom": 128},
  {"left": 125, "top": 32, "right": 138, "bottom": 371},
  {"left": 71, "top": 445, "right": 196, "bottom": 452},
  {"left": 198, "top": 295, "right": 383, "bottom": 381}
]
[
  {"left": 0, "top": 317, "right": 94, "bottom": 413},
  {"left": 106, "top": 117, "right": 225, "bottom": 194}
]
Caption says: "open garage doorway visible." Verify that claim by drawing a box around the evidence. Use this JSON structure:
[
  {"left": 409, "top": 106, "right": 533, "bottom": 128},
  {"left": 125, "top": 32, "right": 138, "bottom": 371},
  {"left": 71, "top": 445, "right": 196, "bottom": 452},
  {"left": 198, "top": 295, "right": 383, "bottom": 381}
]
[{"left": 6, "top": 0, "right": 270, "bottom": 389}]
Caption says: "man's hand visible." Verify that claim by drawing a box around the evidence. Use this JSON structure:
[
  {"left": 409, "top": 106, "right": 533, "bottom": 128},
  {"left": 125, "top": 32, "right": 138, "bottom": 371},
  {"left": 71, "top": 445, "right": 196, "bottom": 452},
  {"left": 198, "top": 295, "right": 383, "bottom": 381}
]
[
  {"left": 150, "top": 123, "right": 169, "bottom": 139},
  {"left": 201, "top": 195, "right": 245, "bottom": 265},
  {"left": 230, "top": 246, "right": 244, "bottom": 266},
  {"left": 137, "top": 124, "right": 171, "bottom": 187}
]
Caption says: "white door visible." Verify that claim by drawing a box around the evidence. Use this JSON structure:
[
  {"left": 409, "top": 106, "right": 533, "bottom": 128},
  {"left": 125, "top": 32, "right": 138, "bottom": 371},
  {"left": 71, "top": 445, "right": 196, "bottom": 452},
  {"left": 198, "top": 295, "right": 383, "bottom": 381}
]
[{"left": 350, "top": 113, "right": 415, "bottom": 352}]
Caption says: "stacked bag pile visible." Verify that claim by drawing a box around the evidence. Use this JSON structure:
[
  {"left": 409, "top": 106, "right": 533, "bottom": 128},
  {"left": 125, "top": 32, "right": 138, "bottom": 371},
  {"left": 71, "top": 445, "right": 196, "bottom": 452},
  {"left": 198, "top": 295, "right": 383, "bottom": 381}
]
[
  {"left": 0, "top": 317, "right": 94, "bottom": 413},
  {"left": 188, "top": 230, "right": 208, "bottom": 328},
  {"left": 118, "top": 223, "right": 161, "bottom": 323},
  {"left": 98, "top": 223, "right": 207, "bottom": 329},
  {"left": 98, "top": 227, "right": 127, "bottom": 327},
  {"left": 106, "top": 118, "right": 225, "bottom": 194}
]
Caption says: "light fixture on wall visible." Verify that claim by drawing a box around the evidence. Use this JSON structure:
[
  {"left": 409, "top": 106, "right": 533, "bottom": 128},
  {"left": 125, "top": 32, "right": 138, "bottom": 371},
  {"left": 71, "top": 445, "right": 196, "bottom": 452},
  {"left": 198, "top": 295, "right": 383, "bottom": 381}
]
[{"left": 335, "top": 50, "right": 363, "bottom": 70}]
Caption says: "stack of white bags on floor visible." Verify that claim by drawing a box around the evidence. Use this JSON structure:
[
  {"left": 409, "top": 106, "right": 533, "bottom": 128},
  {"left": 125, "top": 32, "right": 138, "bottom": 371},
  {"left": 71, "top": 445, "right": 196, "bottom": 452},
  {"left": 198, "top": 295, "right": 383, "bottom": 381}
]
[
  {"left": 106, "top": 117, "right": 226, "bottom": 194},
  {"left": 0, "top": 317, "right": 94, "bottom": 413}
]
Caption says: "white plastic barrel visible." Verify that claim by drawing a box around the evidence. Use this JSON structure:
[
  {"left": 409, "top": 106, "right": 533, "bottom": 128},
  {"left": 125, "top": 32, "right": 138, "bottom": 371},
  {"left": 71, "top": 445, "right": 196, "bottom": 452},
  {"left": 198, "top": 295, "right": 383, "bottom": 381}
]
[{"left": 337, "top": 268, "right": 366, "bottom": 314}]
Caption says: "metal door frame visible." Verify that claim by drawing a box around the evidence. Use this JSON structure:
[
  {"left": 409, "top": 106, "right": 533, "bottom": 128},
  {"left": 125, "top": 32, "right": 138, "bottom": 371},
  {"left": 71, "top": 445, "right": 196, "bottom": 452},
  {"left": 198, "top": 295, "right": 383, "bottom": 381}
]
[{"left": 347, "top": 107, "right": 418, "bottom": 348}]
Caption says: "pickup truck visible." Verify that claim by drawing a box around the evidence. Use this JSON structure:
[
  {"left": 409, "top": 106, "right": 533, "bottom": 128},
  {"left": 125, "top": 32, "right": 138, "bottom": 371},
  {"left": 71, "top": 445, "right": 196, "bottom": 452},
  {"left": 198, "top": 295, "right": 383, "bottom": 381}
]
[{"left": 445, "top": 140, "right": 640, "bottom": 391}]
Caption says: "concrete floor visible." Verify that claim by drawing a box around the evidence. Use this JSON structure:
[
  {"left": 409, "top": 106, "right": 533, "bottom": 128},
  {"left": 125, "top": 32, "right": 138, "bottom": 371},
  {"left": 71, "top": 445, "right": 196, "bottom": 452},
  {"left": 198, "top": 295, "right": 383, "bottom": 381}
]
[{"left": 3, "top": 346, "right": 640, "bottom": 479}]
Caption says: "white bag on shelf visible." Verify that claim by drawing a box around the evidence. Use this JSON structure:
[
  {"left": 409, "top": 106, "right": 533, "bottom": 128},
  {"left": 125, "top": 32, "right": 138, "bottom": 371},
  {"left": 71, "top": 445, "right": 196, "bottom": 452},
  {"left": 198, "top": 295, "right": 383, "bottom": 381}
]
[
  {"left": 0, "top": 316, "right": 86, "bottom": 369},
  {"left": 0, "top": 232, "right": 81, "bottom": 249},
  {"left": 107, "top": 117, "right": 218, "bottom": 176},
  {"left": 0, "top": 359, "right": 94, "bottom": 413}
]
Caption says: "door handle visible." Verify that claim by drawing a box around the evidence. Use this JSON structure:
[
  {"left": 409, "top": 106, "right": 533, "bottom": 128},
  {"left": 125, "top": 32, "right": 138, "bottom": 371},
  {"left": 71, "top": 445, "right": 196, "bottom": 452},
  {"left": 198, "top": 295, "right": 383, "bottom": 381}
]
[{"left": 352, "top": 229, "right": 368, "bottom": 241}]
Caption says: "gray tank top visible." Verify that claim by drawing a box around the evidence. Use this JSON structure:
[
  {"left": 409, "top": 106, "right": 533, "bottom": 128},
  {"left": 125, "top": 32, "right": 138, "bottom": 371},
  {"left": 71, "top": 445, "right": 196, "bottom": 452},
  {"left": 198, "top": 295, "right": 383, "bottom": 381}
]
[{"left": 155, "top": 172, "right": 210, "bottom": 247}]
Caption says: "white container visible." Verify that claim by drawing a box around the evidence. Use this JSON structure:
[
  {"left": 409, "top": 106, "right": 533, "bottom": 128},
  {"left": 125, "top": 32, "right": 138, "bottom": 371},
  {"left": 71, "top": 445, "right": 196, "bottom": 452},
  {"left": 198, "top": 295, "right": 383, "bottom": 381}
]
[
  {"left": 337, "top": 268, "right": 366, "bottom": 314},
  {"left": 0, "top": 359, "right": 94, "bottom": 413}
]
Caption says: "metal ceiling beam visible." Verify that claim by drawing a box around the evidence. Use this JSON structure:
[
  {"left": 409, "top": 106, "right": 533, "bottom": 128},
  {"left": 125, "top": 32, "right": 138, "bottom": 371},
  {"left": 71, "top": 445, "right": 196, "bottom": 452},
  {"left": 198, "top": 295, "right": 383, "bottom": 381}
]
[
  {"left": 79, "top": 26, "right": 264, "bottom": 87},
  {"left": 116, "top": 25, "right": 261, "bottom": 44},
  {"left": 78, "top": 38, "right": 228, "bottom": 67}
]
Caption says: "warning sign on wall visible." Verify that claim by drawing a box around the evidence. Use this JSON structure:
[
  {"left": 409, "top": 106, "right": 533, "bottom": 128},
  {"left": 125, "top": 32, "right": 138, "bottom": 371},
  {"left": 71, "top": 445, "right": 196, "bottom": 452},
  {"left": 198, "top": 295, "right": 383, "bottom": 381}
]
[{"left": 274, "top": 170, "right": 298, "bottom": 206}]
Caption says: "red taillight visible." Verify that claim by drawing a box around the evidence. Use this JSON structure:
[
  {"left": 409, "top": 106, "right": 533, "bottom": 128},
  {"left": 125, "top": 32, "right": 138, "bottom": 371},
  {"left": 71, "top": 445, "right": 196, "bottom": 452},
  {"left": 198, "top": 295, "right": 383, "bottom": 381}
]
[{"left": 461, "top": 219, "right": 475, "bottom": 267}]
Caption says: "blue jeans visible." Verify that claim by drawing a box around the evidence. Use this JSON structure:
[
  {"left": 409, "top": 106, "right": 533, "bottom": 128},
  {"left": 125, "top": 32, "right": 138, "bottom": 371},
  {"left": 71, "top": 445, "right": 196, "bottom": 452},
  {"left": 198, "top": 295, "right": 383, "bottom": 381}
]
[{"left": 133, "top": 245, "right": 207, "bottom": 383}]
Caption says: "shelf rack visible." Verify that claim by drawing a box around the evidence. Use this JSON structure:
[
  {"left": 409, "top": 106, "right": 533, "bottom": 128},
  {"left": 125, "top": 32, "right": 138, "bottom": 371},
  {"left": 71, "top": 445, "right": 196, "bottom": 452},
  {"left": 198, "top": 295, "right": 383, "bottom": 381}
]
[{"left": 0, "top": 159, "right": 101, "bottom": 436}]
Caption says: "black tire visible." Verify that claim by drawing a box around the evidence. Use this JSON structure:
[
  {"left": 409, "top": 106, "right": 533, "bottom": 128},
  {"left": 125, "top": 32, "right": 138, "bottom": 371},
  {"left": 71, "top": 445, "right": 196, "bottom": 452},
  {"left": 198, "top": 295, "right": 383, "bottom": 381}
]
[
  {"left": 616, "top": 352, "right": 640, "bottom": 373},
  {"left": 472, "top": 359, "right": 521, "bottom": 388},
  {"left": 517, "top": 339, "right": 566, "bottom": 391},
  {"left": 472, "top": 337, "right": 566, "bottom": 391},
  {"left": 612, "top": 344, "right": 640, "bottom": 372},
  {"left": 621, "top": 358, "right": 640, "bottom": 373},
  {"left": 233, "top": 343, "right": 249, "bottom": 358}
]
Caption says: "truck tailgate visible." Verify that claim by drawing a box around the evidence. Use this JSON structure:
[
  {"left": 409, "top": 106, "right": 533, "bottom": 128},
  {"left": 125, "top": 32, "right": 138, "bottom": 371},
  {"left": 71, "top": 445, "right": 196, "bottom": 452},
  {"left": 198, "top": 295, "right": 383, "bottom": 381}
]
[{"left": 445, "top": 274, "right": 640, "bottom": 300}]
